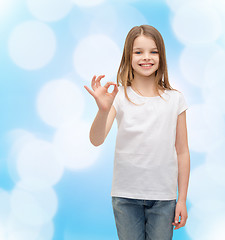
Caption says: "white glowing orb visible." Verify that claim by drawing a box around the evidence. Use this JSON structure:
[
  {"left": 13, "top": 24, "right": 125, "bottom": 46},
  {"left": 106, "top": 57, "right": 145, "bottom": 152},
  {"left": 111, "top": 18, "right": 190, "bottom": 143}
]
[
  {"left": 53, "top": 120, "right": 102, "bottom": 170},
  {"left": 204, "top": 49, "right": 225, "bottom": 89},
  {"left": 72, "top": 0, "right": 105, "bottom": 7},
  {"left": 112, "top": 4, "right": 148, "bottom": 44},
  {"left": 6, "top": 215, "right": 53, "bottom": 240},
  {"left": 36, "top": 221, "right": 54, "bottom": 240},
  {"left": 179, "top": 44, "right": 223, "bottom": 87},
  {"left": 10, "top": 185, "right": 58, "bottom": 226},
  {"left": 27, "top": 0, "right": 72, "bottom": 22},
  {"left": 8, "top": 21, "right": 56, "bottom": 70},
  {"left": 0, "top": 189, "right": 10, "bottom": 224},
  {"left": 188, "top": 164, "right": 225, "bottom": 205},
  {"left": 89, "top": 5, "right": 117, "bottom": 36},
  {"left": 37, "top": 79, "right": 84, "bottom": 128},
  {"left": 205, "top": 162, "right": 225, "bottom": 187},
  {"left": 17, "top": 139, "right": 64, "bottom": 190},
  {"left": 187, "top": 104, "right": 225, "bottom": 152},
  {"left": 73, "top": 34, "right": 121, "bottom": 81},
  {"left": 186, "top": 205, "right": 225, "bottom": 240},
  {"left": 0, "top": 224, "right": 6, "bottom": 240},
  {"left": 202, "top": 49, "right": 225, "bottom": 111},
  {"left": 0, "top": 0, "right": 12, "bottom": 18},
  {"left": 166, "top": 0, "right": 213, "bottom": 12},
  {"left": 7, "top": 130, "right": 37, "bottom": 183},
  {"left": 172, "top": 2, "right": 222, "bottom": 45},
  {"left": 69, "top": 5, "right": 118, "bottom": 40}
]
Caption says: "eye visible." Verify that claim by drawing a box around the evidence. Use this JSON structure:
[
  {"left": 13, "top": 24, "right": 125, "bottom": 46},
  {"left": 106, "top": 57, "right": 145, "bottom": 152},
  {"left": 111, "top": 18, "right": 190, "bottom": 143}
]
[
  {"left": 152, "top": 51, "right": 158, "bottom": 54},
  {"left": 134, "top": 51, "right": 141, "bottom": 54}
]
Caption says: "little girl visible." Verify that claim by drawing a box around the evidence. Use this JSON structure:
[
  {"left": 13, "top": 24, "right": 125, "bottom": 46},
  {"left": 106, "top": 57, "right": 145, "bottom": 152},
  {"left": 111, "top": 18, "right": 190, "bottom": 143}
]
[{"left": 84, "top": 25, "right": 190, "bottom": 240}]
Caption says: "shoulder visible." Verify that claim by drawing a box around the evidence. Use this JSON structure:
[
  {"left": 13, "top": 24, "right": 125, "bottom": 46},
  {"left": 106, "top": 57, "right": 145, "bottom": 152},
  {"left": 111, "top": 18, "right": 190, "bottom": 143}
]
[{"left": 165, "top": 88, "right": 183, "bottom": 98}]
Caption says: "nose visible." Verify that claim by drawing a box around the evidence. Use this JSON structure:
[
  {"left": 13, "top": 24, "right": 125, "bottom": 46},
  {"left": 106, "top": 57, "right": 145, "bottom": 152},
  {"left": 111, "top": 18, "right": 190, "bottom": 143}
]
[{"left": 143, "top": 53, "right": 150, "bottom": 60}]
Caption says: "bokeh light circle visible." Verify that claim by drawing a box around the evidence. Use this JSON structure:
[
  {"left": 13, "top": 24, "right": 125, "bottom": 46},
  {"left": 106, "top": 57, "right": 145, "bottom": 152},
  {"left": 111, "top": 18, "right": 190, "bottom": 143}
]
[
  {"left": 8, "top": 21, "right": 56, "bottom": 70},
  {"left": 72, "top": 0, "right": 105, "bottom": 7},
  {"left": 73, "top": 34, "right": 121, "bottom": 81},
  {"left": 53, "top": 120, "right": 102, "bottom": 170},
  {"left": 10, "top": 184, "right": 58, "bottom": 226},
  {"left": 17, "top": 139, "right": 64, "bottom": 190},
  {"left": 27, "top": 0, "right": 72, "bottom": 22},
  {"left": 37, "top": 79, "right": 84, "bottom": 128},
  {"left": 172, "top": 2, "right": 222, "bottom": 45}
]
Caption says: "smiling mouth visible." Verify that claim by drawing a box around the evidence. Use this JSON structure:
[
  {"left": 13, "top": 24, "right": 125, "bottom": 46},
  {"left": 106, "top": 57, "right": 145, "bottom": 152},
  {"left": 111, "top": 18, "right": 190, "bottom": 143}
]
[{"left": 139, "top": 64, "right": 154, "bottom": 67}]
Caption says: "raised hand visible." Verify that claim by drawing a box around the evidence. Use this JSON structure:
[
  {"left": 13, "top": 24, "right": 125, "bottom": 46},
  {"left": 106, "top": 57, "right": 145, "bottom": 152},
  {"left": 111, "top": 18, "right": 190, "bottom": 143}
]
[{"left": 84, "top": 75, "right": 118, "bottom": 112}]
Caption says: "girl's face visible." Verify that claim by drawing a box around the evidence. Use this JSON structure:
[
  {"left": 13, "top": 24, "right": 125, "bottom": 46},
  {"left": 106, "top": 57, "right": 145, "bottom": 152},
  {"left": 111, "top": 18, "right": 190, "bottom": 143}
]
[{"left": 131, "top": 35, "right": 159, "bottom": 78}]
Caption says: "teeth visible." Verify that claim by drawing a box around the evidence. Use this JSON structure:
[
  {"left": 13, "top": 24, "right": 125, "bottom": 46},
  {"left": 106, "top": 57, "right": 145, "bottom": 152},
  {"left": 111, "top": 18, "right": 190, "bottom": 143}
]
[{"left": 141, "top": 64, "right": 152, "bottom": 67}]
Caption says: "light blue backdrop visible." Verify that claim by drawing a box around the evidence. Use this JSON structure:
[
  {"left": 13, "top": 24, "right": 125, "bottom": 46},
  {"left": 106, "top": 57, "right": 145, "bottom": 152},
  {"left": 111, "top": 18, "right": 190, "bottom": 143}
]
[{"left": 1, "top": 0, "right": 225, "bottom": 239}]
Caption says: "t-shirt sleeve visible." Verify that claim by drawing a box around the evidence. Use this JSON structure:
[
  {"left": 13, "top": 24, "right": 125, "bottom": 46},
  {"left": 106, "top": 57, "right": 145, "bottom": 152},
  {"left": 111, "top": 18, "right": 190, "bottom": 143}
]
[
  {"left": 177, "top": 92, "right": 188, "bottom": 115},
  {"left": 112, "top": 86, "right": 121, "bottom": 113}
]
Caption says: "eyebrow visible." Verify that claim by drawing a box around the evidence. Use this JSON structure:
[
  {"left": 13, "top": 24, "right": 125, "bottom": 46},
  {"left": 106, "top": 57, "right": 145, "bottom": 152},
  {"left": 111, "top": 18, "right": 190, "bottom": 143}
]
[{"left": 133, "top": 47, "right": 158, "bottom": 50}]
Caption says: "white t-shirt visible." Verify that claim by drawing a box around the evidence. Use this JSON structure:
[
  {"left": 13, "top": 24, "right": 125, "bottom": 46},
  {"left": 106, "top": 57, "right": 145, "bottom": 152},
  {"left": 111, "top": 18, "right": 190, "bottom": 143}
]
[{"left": 111, "top": 86, "right": 188, "bottom": 200}]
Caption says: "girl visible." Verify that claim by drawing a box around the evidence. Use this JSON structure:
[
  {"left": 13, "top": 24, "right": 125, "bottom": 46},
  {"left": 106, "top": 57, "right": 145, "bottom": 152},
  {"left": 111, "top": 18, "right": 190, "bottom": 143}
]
[{"left": 84, "top": 25, "right": 190, "bottom": 240}]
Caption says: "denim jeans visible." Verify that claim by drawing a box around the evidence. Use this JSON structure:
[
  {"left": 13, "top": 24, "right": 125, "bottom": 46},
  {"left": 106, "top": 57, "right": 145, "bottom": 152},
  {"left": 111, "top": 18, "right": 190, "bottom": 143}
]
[{"left": 112, "top": 196, "right": 176, "bottom": 240}]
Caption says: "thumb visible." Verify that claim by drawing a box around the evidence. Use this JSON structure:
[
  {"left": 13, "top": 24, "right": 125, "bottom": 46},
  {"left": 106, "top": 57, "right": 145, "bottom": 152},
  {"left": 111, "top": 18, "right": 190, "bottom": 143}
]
[{"left": 174, "top": 212, "right": 179, "bottom": 224}]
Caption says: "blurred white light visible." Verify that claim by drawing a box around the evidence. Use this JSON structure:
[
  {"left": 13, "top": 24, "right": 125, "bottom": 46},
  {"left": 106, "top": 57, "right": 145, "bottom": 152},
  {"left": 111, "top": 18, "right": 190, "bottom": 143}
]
[
  {"left": 179, "top": 44, "right": 223, "bottom": 87},
  {"left": 17, "top": 139, "right": 64, "bottom": 190},
  {"left": 189, "top": 164, "right": 225, "bottom": 203},
  {"left": 187, "top": 104, "right": 225, "bottom": 153},
  {"left": 53, "top": 120, "right": 102, "bottom": 170},
  {"left": 7, "top": 130, "right": 37, "bottom": 183},
  {"left": 186, "top": 204, "right": 225, "bottom": 239},
  {"left": 74, "top": 34, "right": 121, "bottom": 81},
  {"left": 8, "top": 21, "right": 56, "bottom": 70},
  {"left": 111, "top": 4, "right": 148, "bottom": 44},
  {"left": 6, "top": 215, "right": 54, "bottom": 240},
  {"left": 166, "top": 0, "right": 213, "bottom": 12},
  {"left": 36, "top": 221, "right": 54, "bottom": 240},
  {"left": 172, "top": 2, "right": 222, "bottom": 45},
  {"left": 0, "top": 0, "right": 12, "bottom": 17},
  {"left": 10, "top": 184, "right": 58, "bottom": 226},
  {"left": 202, "top": 49, "right": 225, "bottom": 111},
  {"left": 7, "top": 215, "right": 41, "bottom": 240},
  {"left": 72, "top": 0, "right": 105, "bottom": 7},
  {"left": 37, "top": 79, "right": 84, "bottom": 128},
  {"left": 69, "top": 5, "right": 118, "bottom": 40},
  {"left": 0, "top": 189, "right": 10, "bottom": 224},
  {"left": 27, "top": 0, "right": 72, "bottom": 22},
  {"left": 204, "top": 49, "right": 225, "bottom": 89}
]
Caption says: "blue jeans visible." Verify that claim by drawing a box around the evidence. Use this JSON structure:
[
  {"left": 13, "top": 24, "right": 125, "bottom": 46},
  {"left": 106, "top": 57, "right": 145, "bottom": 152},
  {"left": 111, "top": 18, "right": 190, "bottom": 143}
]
[{"left": 112, "top": 197, "right": 176, "bottom": 240}]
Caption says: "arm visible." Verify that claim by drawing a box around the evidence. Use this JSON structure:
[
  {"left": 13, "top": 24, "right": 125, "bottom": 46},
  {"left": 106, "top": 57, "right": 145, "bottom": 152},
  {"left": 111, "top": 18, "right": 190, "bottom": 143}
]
[
  {"left": 84, "top": 75, "right": 118, "bottom": 146},
  {"left": 90, "top": 106, "right": 116, "bottom": 146},
  {"left": 172, "top": 110, "right": 190, "bottom": 230}
]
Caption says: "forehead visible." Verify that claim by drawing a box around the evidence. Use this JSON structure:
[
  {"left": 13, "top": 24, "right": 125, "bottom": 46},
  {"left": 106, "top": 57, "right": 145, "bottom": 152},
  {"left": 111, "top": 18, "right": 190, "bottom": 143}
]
[{"left": 133, "top": 35, "right": 157, "bottom": 49}]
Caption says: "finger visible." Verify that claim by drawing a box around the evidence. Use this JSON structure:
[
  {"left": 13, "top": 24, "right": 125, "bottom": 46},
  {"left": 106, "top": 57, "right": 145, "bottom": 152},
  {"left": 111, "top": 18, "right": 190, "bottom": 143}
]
[
  {"left": 179, "top": 216, "right": 187, "bottom": 227},
  {"left": 104, "top": 81, "right": 116, "bottom": 90},
  {"left": 84, "top": 85, "right": 96, "bottom": 98},
  {"left": 91, "top": 75, "right": 97, "bottom": 91},
  {"left": 96, "top": 75, "right": 105, "bottom": 88},
  {"left": 112, "top": 84, "right": 119, "bottom": 97},
  {"left": 173, "top": 222, "right": 181, "bottom": 230},
  {"left": 174, "top": 215, "right": 180, "bottom": 225}
]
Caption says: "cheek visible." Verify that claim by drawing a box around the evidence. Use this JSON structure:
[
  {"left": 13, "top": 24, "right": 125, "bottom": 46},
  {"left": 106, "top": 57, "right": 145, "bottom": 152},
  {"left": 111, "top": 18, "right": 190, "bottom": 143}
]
[{"left": 131, "top": 57, "right": 136, "bottom": 68}]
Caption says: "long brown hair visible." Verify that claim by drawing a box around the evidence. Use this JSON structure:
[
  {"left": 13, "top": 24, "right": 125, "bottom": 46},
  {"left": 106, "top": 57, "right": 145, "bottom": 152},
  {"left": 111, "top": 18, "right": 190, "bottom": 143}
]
[{"left": 116, "top": 25, "right": 178, "bottom": 105}]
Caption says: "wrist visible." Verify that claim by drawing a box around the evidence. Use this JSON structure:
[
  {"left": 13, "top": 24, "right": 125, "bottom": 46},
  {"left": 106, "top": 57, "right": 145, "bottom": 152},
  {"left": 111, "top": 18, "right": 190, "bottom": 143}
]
[{"left": 177, "top": 198, "right": 186, "bottom": 203}]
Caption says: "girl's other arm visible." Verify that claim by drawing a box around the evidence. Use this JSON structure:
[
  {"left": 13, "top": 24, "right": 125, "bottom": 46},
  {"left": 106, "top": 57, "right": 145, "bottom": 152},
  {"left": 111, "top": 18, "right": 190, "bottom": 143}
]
[
  {"left": 84, "top": 75, "right": 118, "bottom": 146},
  {"left": 172, "top": 110, "right": 190, "bottom": 230}
]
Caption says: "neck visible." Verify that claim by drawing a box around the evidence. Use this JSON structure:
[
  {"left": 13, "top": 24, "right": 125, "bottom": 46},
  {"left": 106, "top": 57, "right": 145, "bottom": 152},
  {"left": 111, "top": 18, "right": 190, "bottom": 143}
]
[{"left": 132, "top": 73, "right": 157, "bottom": 94}]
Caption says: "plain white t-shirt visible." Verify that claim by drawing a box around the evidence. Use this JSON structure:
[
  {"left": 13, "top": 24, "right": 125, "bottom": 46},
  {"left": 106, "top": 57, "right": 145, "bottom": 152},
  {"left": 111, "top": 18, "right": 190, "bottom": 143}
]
[{"left": 111, "top": 85, "right": 189, "bottom": 200}]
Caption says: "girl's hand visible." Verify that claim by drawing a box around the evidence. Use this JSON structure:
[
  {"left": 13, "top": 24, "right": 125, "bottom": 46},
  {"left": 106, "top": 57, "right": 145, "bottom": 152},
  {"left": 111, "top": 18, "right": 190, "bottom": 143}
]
[
  {"left": 172, "top": 200, "right": 188, "bottom": 230},
  {"left": 84, "top": 75, "right": 118, "bottom": 112}
]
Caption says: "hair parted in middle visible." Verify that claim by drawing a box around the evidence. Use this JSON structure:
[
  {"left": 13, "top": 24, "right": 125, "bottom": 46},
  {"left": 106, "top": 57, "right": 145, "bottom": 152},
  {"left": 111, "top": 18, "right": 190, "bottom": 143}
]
[{"left": 116, "top": 24, "right": 178, "bottom": 105}]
